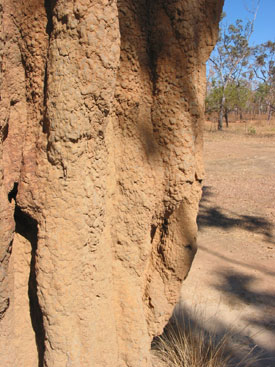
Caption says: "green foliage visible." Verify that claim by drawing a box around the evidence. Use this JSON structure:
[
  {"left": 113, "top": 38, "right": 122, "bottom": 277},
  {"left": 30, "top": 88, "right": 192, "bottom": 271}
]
[
  {"left": 226, "top": 81, "right": 252, "bottom": 111},
  {"left": 206, "top": 81, "right": 252, "bottom": 115},
  {"left": 205, "top": 84, "right": 222, "bottom": 114}
]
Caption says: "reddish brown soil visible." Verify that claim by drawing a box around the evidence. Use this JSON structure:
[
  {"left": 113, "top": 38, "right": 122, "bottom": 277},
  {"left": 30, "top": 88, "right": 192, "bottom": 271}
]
[{"left": 180, "top": 120, "right": 275, "bottom": 366}]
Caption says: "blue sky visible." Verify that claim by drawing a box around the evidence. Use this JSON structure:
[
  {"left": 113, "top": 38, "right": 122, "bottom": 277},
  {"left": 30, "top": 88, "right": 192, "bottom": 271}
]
[{"left": 223, "top": 0, "right": 275, "bottom": 45}]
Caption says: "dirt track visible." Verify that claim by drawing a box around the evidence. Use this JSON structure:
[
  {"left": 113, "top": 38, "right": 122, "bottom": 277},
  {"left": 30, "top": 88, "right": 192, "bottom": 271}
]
[{"left": 180, "top": 121, "right": 275, "bottom": 366}]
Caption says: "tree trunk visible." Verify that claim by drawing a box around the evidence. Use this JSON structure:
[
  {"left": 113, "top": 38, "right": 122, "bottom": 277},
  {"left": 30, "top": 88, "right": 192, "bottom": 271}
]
[
  {"left": 218, "top": 94, "right": 225, "bottom": 130},
  {"left": 267, "top": 103, "right": 272, "bottom": 121},
  {"left": 224, "top": 108, "right": 229, "bottom": 127}
]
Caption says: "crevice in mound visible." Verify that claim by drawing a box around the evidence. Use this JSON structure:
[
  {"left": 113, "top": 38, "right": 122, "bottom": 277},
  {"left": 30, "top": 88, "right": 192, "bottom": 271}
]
[
  {"left": 159, "top": 210, "right": 171, "bottom": 243},
  {"left": 43, "top": 63, "right": 49, "bottom": 112},
  {"left": 150, "top": 224, "right": 157, "bottom": 243},
  {"left": 44, "top": 0, "right": 56, "bottom": 37},
  {"left": 1, "top": 122, "right": 9, "bottom": 142},
  {"left": 43, "top": 0, "right": 56, "bottom": 132},
  {"left": 14, "top": 205, "right": 45, "bottom": 367},
  {"left": 0, "top": 298, "right": 10, "bottom": 321}
]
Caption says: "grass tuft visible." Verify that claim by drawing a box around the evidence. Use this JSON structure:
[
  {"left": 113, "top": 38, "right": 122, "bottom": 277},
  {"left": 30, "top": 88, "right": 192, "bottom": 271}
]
[
  {"left": 152, "top": 311, "right": 261, "bottom": 367},
  {"left": 247, "top": 126, "right": 257, "bottom": 135}
]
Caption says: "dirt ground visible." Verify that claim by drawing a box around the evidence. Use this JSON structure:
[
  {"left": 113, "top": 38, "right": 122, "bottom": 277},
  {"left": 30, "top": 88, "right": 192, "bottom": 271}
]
[{"left": 180, "top": 120, "right": 275, "bottom": 366}]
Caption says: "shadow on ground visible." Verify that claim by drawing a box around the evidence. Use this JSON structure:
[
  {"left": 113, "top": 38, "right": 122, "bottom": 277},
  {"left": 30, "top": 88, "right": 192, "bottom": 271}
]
[
  {"left": 214, "top": 269, "right": 275, "bottom": 336},
  {"left": 214, "top": 271, "right": 275, "bottom": 312},
  {"left": 197, "top": 186, "right": 274, "bottom": 243}
]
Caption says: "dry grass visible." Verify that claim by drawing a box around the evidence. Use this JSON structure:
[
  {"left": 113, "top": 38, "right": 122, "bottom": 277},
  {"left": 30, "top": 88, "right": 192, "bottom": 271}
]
[
  {"left": 152, "top": 311, "right": 261, "bottom": 367},
  {"left": 204, "top": 118, "right": 275, "bottom": 138}
]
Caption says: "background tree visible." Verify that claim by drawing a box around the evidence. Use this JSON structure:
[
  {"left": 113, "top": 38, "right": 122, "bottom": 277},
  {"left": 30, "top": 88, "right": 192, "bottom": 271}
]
[
  {"left": 206, "top": 80, "right": 252, "bottom": 125},
  {"left": 252, "top": 41, "right": 275, "bottom": 120},
  {"left": 207, "top": 4, "right": 259, "bottom": 129},
  {"left": 226, "top": 80, "right": 253, "bottom": 120}
]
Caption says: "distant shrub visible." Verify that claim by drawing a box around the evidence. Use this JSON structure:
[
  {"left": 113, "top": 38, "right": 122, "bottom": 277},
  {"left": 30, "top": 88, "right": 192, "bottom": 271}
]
[{"left": 247, "top": 126, "right": 256, "bottom": 135}]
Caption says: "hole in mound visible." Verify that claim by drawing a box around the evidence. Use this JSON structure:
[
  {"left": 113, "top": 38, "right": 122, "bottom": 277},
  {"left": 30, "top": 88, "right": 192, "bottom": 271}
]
[{"left": 8, "top": 182, "right": 18, "bottom": 203}]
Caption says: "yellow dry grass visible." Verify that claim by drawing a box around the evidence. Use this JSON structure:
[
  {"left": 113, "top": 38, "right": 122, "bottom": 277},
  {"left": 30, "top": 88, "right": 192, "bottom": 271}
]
[
  {"left": 152, "top": 311, "right": 261, "bottom": 367},
  {"left": 204, "top": 118, "right": 275, "bottom": 138}
]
